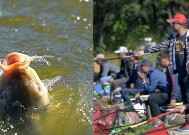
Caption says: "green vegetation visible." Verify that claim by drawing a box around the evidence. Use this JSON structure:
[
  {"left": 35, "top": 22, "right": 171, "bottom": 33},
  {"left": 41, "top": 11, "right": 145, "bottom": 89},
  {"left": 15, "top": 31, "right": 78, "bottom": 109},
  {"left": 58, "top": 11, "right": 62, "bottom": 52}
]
[{"left": 94, "top": 0, "right": 189, "bottom": 54}]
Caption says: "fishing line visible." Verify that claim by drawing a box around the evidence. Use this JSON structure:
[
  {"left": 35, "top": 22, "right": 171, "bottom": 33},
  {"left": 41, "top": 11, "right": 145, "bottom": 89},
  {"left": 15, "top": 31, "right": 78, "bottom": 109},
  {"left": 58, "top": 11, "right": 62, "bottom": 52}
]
[{"left": 93, "top": 53, "right": 151, "bottom": 62}]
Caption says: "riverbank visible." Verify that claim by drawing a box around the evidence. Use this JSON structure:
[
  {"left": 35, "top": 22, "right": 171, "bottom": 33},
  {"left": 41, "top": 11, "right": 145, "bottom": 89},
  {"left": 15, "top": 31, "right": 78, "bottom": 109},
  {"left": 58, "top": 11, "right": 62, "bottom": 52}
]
[{"left": 94, "top": 96, "right": 189, "bottom": 135}]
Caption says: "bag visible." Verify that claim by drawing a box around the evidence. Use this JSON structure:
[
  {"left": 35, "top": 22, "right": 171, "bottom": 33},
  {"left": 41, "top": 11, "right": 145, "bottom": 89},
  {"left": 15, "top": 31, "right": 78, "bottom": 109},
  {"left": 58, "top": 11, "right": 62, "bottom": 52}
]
[
  {"left": 93, "top": 105, "right": 117, "bottom": 135},
  {"left": 111, "top": 111, "right": 140, "bottom": 134},
  {"left": 93, "top": 104, "right": 140, "bottom": 135},
  {"left": 103, "top": 84, "right": 111, "bottom": 94},
  {"left": 93, "top": 83, "right": 104, "bottom": 96}
]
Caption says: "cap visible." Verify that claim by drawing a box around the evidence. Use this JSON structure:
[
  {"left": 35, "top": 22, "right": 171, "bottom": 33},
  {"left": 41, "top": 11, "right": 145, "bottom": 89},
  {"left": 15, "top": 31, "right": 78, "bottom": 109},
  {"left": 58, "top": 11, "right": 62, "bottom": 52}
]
[
  {"left": 167, "top": 14, "right": 187, "bottom": 23},
  {"left": 130, "top": 50, "right": 138, "bottom": 55},
  {"left": 94, "top": 54, "right": 105, "bottom": 59},
  {"left": 114, "top": 46, "right": 128, "bottom": 53},
  {"left": 141, "top": 59, "right": 152, "bottom": 67}
]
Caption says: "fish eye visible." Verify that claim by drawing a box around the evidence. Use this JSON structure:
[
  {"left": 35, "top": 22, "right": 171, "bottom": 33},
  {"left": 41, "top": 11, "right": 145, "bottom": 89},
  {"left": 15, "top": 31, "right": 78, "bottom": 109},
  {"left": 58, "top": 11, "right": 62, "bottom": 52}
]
[{"left": 0, "top": 59, "right": 4, "bottom": 64}]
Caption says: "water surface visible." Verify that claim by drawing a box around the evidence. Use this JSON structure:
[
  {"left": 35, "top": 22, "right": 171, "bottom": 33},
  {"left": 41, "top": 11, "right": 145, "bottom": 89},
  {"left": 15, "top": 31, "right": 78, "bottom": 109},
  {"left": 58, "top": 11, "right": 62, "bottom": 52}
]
[{"left": 0, "top": 0, "right": 93, "bottom": 135}]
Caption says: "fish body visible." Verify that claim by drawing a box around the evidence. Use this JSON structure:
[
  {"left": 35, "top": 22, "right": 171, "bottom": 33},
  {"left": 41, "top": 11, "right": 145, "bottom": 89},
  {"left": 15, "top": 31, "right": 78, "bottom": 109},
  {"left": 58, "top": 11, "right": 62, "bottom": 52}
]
[{"left": 0, "top": 52, "right": 49, "bottom": 108}]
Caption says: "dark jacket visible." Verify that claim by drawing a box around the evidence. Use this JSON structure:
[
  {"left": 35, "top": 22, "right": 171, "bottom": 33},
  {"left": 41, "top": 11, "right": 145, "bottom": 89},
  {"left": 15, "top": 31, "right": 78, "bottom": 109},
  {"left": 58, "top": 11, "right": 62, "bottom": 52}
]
[
  {"left": 116, "top": 57, "right": 133, "bottom": 82},
  {"left": 143, "top": 30, "right": 189, "bottom": 74},
  {"left": 94, "top": 61, "right": 119, "bottom": 82},
  {"left": 166, "top": 68, "right": 181, "bottom": 100},
  {"left": 143, "top": 66, "right": 167, "bottom": 94},
  {"left": 127, "top": 61, "right": 143, "bottom": 89}
]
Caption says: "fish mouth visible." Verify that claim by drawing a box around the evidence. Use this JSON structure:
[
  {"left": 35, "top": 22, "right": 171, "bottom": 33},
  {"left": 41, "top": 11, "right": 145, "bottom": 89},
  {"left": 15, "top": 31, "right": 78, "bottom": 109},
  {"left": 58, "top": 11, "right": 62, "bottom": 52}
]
[
  {"left": 0, "top": 52, "right": 32, "bottom": 73},
  {"left": 0, "top": 52, "right": 49, "bottom": 107}
]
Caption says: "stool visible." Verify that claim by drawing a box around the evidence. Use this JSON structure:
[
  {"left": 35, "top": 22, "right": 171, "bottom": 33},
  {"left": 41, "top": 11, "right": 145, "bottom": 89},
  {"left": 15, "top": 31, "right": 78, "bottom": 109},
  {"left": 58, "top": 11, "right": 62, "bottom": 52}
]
[
  {"left": 130, "top": 95, "right": 151, "bottom": 118},
  {"left": 137, "top": 95, "right": 151, "bottom": 118}
]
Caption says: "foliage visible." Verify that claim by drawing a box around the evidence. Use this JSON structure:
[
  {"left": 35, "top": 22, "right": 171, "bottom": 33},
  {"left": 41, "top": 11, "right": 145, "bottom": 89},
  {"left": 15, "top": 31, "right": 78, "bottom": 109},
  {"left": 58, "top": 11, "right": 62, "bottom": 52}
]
[{"left": 94, "top": 0, "right": 189, "bottom": 54}]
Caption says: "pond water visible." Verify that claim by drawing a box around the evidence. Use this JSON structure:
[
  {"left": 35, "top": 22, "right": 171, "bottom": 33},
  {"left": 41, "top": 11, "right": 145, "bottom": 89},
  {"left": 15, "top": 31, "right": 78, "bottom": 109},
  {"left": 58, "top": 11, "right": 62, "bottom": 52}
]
[{"left": 0, "top": 0, "right": 93, "bottom": 135}]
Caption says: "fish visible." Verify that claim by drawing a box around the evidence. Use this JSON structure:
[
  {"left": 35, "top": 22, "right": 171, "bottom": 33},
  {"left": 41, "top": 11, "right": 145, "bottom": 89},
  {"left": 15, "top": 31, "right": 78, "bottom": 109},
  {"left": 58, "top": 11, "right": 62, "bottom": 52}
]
[{"left": 0, "top": 52, "right": 49, "bottom": 108}]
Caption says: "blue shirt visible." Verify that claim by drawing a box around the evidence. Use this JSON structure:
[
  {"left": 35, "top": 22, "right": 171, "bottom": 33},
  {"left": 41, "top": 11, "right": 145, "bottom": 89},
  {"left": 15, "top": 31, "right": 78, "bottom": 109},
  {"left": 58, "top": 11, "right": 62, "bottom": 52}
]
[{"left": 143, "top": 66, "right": 167, "bottom": 94}]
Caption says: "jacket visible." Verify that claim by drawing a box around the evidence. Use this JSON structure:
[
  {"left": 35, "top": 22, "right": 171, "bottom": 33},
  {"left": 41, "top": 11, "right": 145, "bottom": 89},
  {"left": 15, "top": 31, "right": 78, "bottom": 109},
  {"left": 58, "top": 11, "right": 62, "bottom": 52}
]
[
  {"left": 94, "top": 61, "right": 119, "bottom": 82},
  {"left": 144, "top": 30, "right": 189, "bottom": 74},
  {"left": 128, "top": 61, "right": 143, "bottom": 89},
  {"left": 143, "top": 66, "right": 167, "bottom": 94},
  {"left": 116, "top": 57, "right": 133, "bottom": 82},
  {"left": 166, "top": 68, "right": 181, "bottom": 100}
]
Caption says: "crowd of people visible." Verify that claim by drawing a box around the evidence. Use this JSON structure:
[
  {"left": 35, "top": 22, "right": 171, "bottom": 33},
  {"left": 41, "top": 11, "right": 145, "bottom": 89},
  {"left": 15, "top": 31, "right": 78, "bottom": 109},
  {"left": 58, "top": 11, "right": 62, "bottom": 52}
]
[{"left": 93, "top": 13, "right": 189, "bottom": 131}]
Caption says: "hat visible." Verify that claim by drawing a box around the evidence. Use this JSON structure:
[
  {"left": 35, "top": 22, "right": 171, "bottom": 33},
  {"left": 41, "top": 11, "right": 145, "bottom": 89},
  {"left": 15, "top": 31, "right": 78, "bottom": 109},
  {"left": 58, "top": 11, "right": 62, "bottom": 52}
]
[
  {"left": 94, "top": 54, "right": 105, "bottom": 59},
  {"left": 141, "top": 59, "right": 152, "bottom": 67},
  {"left": 167, "top": 14, "right": 187, "bottom": 23},
  {"left": 114, "top": 46, "right": 128, "bottom": 53},
  {"left": 130, "top": 50, "right": 138, "bottom": 55}
]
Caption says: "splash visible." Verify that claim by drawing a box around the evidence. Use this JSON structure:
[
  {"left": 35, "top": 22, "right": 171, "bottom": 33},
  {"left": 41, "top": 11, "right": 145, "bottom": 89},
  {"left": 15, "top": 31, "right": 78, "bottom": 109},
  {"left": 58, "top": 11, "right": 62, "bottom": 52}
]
[
  {"left": 42, "top": 76, "right": 62, "bottom": 91},
  {"left": 30, "top": 55, "right": 55, "bottom": 66}
]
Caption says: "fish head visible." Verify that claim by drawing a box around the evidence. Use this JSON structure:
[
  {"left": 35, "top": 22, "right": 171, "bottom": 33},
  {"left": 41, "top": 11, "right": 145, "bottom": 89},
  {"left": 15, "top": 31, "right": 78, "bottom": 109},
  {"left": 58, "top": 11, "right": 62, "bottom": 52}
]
[
  {"left": 0, "top": 52, "right": 31, "bottom": 74},
  {"left": 0, "top": 52, "right": 49, "bottom": 108}
]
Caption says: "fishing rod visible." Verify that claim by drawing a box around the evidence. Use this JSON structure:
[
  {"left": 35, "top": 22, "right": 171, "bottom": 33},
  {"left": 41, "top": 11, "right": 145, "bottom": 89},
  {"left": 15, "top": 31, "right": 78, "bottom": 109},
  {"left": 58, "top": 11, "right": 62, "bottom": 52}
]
[
  {"left": 93, "top": 53, "right": 151, "bottom": 62},
  {"left": 94, "top": 104, "right": 139, "bottom": 122},
  {"left": 94, "top": 96, "right": 143, "bottom": 121},
  {"left": 116, "top": 121, "right": 187, "bottom": 135},
  {"left": 94, "top": 97, "right": 144, "bottom": 134},
  {"left": 130, "top": 109, "right": 176, "bottom": 128},
  {"left": 143, "top": 122, "right": 187, "bottom": 135},
  {"left": 110, "top": 109, "right": 176, "bottom": 135},
  {"left": 94, "top": 108, "right": 147, "bottom": 133}
]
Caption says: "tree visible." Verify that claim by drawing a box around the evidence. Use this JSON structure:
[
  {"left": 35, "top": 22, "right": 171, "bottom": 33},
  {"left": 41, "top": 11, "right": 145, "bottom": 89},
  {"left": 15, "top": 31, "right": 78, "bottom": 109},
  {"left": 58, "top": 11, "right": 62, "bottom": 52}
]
[{"left": 94, "top": 0, "right": 189, "bottom": 54}]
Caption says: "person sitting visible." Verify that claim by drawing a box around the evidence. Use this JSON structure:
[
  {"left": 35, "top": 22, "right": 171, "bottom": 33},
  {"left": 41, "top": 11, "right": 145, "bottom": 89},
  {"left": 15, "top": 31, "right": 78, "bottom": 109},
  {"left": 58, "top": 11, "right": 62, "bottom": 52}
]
[
  {"left": 116, "top": 59, "right": 167, "bottom": 107},
  {"left": 93, "top": 54, "right": 119, "bottom": 95},
  {"left": 112, "top": 50, "right": 143, "bottom": 106},
  {"left": 111, "top": 46, "right": 133, "bottom": 88},
  {"left": 110, "top": 46, "right": 133, "bottom": 104},
  {"left": 148, "top": 51, "right": 182, "bottom": 117},
  {"left": 93, "top": 54, "right": 119, "bottom": 85},
  {"left": 126, "top": 50, "right": 143, "bottom": 89}
]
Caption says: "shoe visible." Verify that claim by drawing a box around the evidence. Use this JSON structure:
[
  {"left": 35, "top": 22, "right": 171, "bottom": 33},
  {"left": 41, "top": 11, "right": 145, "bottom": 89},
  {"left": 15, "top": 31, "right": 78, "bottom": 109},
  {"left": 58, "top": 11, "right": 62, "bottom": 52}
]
[
  {"left": 177, "top": 123, "right": 189, "bottom": 132},
  {"left": 124, "top": 102, "right": 134, "bottom": 110},
  {"left": 111, "top": 100, "right": 123, "bottom": 105},
  {"left": 112, "top": 94, "right": 123, "bottom": 104}
]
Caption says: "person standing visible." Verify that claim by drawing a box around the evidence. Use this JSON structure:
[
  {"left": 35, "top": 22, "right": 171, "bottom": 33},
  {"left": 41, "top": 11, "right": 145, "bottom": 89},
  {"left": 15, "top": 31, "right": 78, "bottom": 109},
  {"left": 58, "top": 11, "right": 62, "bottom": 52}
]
[
  {"left": 136, "top": 13, "right": 189, "bottom": 106},
  {"left": 136, "top": 13, "right": 189, "bottom": 131}
]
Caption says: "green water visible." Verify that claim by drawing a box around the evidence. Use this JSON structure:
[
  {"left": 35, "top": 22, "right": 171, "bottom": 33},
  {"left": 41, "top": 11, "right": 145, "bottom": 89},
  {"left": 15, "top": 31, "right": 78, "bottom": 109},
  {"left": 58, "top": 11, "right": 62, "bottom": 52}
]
[{"left": 0, "top": 0, "right": 93, "bottom": 135}]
